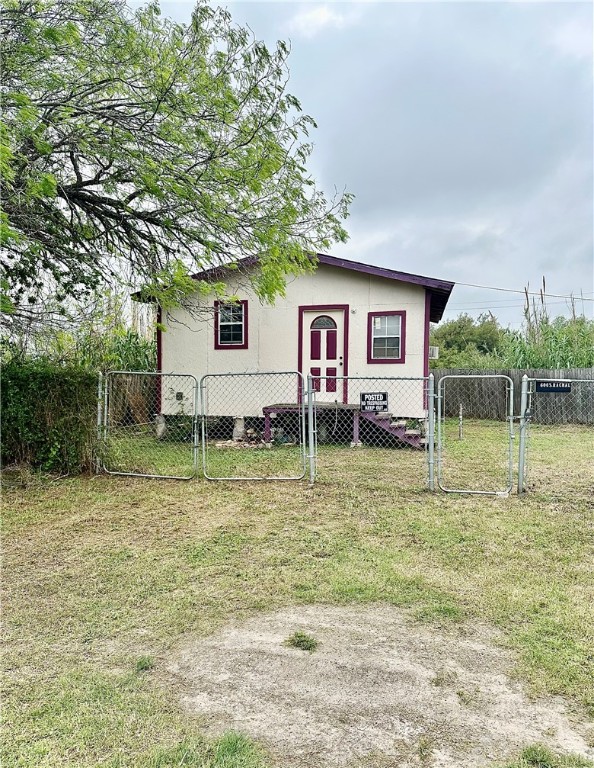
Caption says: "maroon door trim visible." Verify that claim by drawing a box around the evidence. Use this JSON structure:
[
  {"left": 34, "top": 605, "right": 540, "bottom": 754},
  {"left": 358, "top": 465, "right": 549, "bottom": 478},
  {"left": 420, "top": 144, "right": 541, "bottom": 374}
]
[
  {"left": 298, "top": 304, "right": 349, "bottom": 403},
  {"left": 423, "top": 291, "right": 431, "bottom": 378},
  {"left": 423, "top": 291, "right": 431, "bottom": 407}
]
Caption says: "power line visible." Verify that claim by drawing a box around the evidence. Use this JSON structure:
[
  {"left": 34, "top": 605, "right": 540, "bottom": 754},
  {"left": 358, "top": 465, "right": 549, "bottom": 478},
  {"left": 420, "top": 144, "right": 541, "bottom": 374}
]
[
  {"left": 454, "top": 281, "right": 594, "bottom": 302},
  {"left": 448, "top": 293, "right": 594, "bottom": 308},
  {"left": 446, "top": 299, "right": 587, "bottom": 311}
]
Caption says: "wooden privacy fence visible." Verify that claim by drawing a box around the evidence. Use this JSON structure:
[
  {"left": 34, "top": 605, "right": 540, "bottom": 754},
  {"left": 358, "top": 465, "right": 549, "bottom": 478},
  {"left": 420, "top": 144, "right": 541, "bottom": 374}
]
[
  {"left": 433, "top": 368, "right": 594, "bottom": 424},
  {"left": 107, "top": 373, "right": 156, "bottom": 426}
]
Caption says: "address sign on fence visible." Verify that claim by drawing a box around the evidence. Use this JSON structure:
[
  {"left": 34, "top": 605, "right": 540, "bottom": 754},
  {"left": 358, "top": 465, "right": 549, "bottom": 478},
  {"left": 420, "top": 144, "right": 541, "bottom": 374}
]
[
  {"left": 535, "top": 381, "right": 572, "bottom": 394},
  {"left": 360, "top": 392, "right": 389, "bottom": 412}
]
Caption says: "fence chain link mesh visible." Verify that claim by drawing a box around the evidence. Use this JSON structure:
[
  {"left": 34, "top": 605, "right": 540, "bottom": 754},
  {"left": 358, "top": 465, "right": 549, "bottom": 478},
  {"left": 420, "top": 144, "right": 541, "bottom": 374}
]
[
  {"left": 200, "top": 372, "right": 307, "bottom": 480},
  {"left": 437, "top": 375, "right": 514, "bottom": 495},
  {"left": 102, "top": 371, "right": 198, "bottom": 479},
  {"left": 522, "top": 377, "right": 594, "bottom": 496},
  {"left": 311, "top": 376, "right": 431, "bottom": 492},
  {"left": 98, "top": 370, "right": 592, "bottom": 495}
]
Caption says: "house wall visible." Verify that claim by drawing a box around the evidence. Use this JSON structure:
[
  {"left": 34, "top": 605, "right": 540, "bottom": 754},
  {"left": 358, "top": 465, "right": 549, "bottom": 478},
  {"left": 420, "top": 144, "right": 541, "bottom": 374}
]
[{"left": 160, "top": 264, "right": 428, "bottom": 417}]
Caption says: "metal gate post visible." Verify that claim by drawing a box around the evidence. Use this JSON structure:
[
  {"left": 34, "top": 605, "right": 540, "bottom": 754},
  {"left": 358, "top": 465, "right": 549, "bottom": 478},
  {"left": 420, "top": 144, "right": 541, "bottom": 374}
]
[
  {"left": 299, "top": 373, "right": 308, "bottom": 475},
  {"left": 102, "top": 371, "right": 109, "bottom": 473},
  {"left": 193, "top": 379, "right": 200, "bottom": 476},
  {"left": 507, "top": 378, "right": 515, "bottom": 492},
  {"left": 436, "top": 376, "right": 443, "bottom": 486},
  {"left": 199, "top": 375, "right": 207, "bottom": 479},
  {"left": 517, "top": 374, "right": 529, "bottom": 494},
  {"left": 307, "top": 374, "right": 316, "bottom": 486},
  {"left": 96, "top": 371, "right": 103, "bottom": 474},
  {"left": 427, "top": 374, "right": 435, "bottom": 491}
]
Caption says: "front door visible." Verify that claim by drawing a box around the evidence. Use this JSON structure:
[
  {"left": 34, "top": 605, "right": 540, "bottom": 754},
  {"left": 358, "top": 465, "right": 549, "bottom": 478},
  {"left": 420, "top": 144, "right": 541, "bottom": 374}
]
[{"left": 301, "top": 307, "right": 347, "bottom": 402}]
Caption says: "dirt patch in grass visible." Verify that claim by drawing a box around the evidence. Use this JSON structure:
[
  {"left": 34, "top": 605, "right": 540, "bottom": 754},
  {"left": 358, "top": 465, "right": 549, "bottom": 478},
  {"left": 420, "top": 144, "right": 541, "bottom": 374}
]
[{"left": 169, "top": 605, "right": 593, "bottom": 768}]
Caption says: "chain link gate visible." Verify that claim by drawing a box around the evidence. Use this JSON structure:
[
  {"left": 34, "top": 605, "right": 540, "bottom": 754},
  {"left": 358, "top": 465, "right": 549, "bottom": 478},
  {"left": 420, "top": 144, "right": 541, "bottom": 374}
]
[
  {"left": 309, "top": 375, "right": 433, "bottom": 492},
  {"left": 200, "top": 371, "right": 307, "bottom": 480},
  {"left": 101, "top": 371, "right": 198, "bottom": 479},
  {"left": 518, "top": 376, "right": 594, "bottom": 495},
  {"left": 437, "top": 374, "right": 514, "bottom": 495}
]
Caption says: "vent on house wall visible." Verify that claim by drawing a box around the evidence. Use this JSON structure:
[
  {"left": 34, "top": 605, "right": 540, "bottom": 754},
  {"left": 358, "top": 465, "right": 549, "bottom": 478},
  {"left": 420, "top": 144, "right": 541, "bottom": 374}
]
[{"left": 429, "top": 346, "right": 439, "bottom": 360}]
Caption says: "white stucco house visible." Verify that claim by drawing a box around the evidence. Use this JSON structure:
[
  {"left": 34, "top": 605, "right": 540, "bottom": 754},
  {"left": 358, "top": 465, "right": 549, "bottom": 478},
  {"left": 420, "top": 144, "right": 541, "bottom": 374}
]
[{"left": 154, "top": 254, "right": 454, "bottom": 443}]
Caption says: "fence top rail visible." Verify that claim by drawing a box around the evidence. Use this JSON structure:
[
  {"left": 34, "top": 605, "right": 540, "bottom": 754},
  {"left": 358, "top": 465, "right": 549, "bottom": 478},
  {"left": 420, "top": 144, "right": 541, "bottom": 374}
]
[
  {"left": 527, "top": 378, "right": 594, "bottom": 384},
  {"left": 434, "top": 368, "right": 594, "bottom": 374},
  {"left": 200, "top": 370, "right": 303, "bottom": 379},
  {"left": 440, "top": 374, "right": 514, "bottom": 382},
  {"left": 106, "top": 370, "right": 197, "bottom": 381},
  {"left": 312, "top": 375, "right": 429, "bottom": 382}
]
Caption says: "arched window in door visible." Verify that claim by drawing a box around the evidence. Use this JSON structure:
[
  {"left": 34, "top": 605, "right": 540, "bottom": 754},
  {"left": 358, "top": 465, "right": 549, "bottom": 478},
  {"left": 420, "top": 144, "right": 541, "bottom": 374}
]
[
  {"left": 310, "top": 315, "right": 337, "bottom": 361},
  {"left": 311, "top": 315, "right": 337, "bottom": 330}
]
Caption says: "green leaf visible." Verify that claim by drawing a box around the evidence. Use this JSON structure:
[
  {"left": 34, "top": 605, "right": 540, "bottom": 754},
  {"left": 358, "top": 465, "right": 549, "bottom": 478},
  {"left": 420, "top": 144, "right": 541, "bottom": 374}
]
[{"left": 2, "top": 0, "right": 351, "bottom": 312}]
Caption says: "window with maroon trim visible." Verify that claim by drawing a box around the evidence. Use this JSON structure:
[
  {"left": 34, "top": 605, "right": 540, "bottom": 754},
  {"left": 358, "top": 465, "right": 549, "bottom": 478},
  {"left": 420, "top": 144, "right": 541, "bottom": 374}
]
[
  {"left": 214, "top": 300, "right": 248, "bottom": 349},
  {"left": 367, "top": 311, "right": 406, "bottom": 364}
]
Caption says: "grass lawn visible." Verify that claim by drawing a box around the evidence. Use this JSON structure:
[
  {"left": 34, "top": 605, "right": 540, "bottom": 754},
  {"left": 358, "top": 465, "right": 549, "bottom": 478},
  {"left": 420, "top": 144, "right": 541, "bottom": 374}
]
[
  {"left": 438, "top": 418, "right": 513, "bottom": 493},
  {"left": 102, "top": 427, "right": 306, "bottom": 480},
  {"left": 2, "top": 422, "right": 593, "bottom": 767},
  {"left": 103, "top": 429, "right": 197, "bottom": 479}
]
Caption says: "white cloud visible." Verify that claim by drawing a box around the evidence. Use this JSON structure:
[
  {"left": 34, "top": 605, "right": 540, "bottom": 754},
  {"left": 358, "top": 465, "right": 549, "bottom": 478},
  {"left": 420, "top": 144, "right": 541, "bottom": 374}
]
[
  {"left": 550, "top": 18, "right": 593, "bottom": 60},
  {"left": 286, "top": 4, "right": 362, "bottom": 39}
]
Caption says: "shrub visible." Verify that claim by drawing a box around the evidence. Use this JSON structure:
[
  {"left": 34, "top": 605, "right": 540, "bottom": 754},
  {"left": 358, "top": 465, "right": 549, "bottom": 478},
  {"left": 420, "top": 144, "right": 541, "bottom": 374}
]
[{"left": 1, "top": 360, "right": 98, "bottom": 473}]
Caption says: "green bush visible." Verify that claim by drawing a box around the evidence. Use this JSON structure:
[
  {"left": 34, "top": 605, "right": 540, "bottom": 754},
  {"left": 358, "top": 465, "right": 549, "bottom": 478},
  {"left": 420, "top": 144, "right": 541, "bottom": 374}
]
[
  {"left": 430, "top": 310, "right": 594, "bottom": 370},
  {"left": 1, "top": 360, "right": 98, "bottom": 473},
  {"left": 502, "top": 316, "right": 594, "bottom": 368}
]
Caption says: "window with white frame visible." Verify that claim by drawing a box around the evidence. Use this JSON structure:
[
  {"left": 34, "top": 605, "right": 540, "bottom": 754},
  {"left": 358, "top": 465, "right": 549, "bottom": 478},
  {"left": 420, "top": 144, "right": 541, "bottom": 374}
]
[
  {"left": 215, "top": 300, "right": 248, "bottom": 349},
  {"left": 368, "top": 311, "right": 405, "bottom": 363}
]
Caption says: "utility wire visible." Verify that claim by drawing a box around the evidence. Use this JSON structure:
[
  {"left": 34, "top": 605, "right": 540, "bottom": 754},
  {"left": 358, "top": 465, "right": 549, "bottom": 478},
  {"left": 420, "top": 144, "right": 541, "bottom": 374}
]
[
  {"left": 449, "top": 293, "right": 593, "bottom": 307},
  {"left": 454, "top": 281, "right": 594, "bottom": 302},
  {"left": 447, "top": 299, "right": 588, "bottom": 311}
]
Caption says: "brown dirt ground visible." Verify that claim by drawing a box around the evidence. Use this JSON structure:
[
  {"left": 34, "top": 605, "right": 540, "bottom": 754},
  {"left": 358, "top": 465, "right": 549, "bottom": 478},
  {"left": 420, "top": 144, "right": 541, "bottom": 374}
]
[{"left": 167, "top": 605, "right": 594, "bottom": 768}]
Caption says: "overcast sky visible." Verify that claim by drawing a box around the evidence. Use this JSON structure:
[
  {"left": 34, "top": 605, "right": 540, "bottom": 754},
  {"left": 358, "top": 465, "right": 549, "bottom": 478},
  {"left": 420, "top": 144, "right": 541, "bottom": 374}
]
[{"left": 157, "top": 0, "right": 592, "bottom": 327}]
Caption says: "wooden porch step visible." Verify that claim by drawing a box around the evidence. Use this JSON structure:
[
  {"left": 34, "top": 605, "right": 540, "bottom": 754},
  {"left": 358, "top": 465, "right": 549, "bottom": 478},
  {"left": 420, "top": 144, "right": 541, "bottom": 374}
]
[{"left": 360, "top": 410, "right": 424, "bottom": 450}]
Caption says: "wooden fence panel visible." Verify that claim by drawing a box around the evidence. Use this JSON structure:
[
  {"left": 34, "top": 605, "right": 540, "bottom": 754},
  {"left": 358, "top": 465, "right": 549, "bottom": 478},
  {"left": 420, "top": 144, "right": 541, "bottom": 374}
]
[{"left": 432, "top": 368, "right": 594, "bottom": 423}]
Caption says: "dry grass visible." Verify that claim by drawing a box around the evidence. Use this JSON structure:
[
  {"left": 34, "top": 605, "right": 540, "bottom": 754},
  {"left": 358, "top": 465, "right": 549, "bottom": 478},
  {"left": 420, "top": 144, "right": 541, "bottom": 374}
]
[{"left": 2, "top": 423, "right": 593, "bottom": 767}]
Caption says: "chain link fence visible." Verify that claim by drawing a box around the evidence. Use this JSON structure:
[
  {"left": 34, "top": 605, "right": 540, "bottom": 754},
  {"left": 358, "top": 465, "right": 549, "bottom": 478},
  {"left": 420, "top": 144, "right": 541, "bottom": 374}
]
[
  {"left": 437, "top": 375, "right": 514, "bottom": 495},
  {"left": 97, "top": 369, "right": 592, "bottom": 496},
  {"left": 102, "top": 371, "right": 198, "bottom": 479},
  {"left": 519, "top": 377, "right": 594, "bottom": 496},
  {"left": 200, "top": 371, "right": 307, "bottom": 480},
  {"left": 311, "top": 376, "right": 432, "bottom": 493}
]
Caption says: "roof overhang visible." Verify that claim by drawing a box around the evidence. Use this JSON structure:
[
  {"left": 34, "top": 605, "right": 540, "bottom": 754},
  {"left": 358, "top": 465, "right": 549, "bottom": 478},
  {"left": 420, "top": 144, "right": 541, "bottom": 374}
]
[
  {"left": 137, "top": 253, "right": 455, "bottom": 323},
  {"left": 314, "top": 254, "right": 454, "bottom": 323}
]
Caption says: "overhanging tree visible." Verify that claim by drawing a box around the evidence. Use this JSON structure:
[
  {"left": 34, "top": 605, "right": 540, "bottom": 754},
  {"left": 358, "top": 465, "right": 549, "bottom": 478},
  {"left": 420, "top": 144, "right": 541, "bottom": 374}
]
[{"left": 1, "top": 0, "right": 352, "bottom": 315}]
